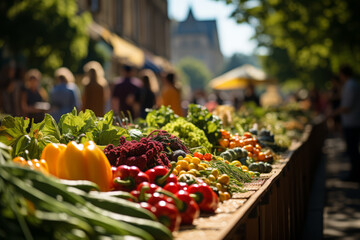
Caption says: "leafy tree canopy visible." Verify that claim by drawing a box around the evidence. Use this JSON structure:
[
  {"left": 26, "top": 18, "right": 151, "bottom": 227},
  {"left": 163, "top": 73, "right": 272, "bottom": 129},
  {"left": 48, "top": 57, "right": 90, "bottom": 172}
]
[
  {"left": 219, "top": 0, "right": 360, "bottom": 87},
  {"left": 0, "top": 0, "right": 92, "bottom": 74}
]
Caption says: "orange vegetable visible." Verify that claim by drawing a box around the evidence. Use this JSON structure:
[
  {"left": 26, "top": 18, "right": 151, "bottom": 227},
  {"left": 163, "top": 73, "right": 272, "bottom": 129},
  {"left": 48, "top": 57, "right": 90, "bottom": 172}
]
[
  {"left": 229, "top": 141, "right": 236, "bottom": 149},
  {"left": 258, "top": 152, "right": 266, "bottom": 161},
  {"left": 244, "top": 138, "right": 255, "bottom": 146},
  {"left": 57, "top": 141, "right": 112, "bottom": 191},
  {"left": 219, "top": 138, "right": 230, "bottom": 148},
  {"left": 13, "top": 157, "right": 49, "bottom": 174},
  {"left": 243, "top": 132, "right": 252, "bottom": 138},
  {"left": 220, "top": 129, "right": 231, "bottom": 139},
  {"left": 40, "top": 143, "right": 66, "bottom": 176},
  {"left": 243, "top": 144, "right": 254, "bottom": 153}
]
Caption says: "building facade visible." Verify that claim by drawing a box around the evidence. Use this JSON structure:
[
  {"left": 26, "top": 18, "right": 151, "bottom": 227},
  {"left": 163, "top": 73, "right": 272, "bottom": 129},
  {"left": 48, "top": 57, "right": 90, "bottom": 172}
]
[
  {"left": 78, "top": 0, "right": 170, "bottom": 78},
  {"left": 171, "top": 9, "right": 223, "bottom": 76}
]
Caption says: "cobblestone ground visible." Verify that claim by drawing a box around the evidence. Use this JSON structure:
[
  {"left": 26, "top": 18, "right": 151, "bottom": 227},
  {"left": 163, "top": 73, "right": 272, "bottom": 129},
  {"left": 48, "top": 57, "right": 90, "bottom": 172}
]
[{"left": 323, "top": 137, "right": 360, "bottom": 240}]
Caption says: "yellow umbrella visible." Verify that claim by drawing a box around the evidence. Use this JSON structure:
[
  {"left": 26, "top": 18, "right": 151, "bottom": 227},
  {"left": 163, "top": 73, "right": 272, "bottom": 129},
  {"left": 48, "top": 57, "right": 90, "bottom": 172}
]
[{"left": 210, "top": 64, "right": 270, "bottom": 90}]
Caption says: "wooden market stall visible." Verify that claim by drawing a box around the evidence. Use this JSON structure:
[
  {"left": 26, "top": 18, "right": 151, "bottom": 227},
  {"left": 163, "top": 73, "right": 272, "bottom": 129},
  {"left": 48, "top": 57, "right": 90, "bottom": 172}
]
[{"left": 175, "top": 120, "right": 327, "bottom": 240}]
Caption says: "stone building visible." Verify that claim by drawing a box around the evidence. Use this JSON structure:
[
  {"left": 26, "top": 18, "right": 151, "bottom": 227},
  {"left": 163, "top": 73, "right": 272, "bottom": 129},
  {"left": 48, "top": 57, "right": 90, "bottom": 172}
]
[
  {"left": 171, "top": 8, "right": 223, "bottom": 76},
  {"left": 78, "top": 0, "right": 171, "bottom": 79}
]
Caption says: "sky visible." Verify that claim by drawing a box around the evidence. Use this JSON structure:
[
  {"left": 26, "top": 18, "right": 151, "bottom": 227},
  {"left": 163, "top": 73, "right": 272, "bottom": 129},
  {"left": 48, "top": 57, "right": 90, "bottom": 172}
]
[{"left": 168, "top": 0, "right": 258, "bottom": 57}]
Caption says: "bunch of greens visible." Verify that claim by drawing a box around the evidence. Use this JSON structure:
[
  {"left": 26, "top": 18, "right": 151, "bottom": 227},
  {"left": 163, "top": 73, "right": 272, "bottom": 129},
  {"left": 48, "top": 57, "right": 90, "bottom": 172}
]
[
  {"left": 146, "top": 106, "right": 178, "bottom": 129},
  {"left": 0, "top": 114, "right": 61, "bottom": 159},
  {"left": 161, "top": 118, "right": 212, "bottom": 153},
  {"left": 186, "top": 104, "right": 222, "bottom": 146},
  {"left": 58, "top": 109, "right": 129, "bottom": 146},
  {"left": 0, "top": 109, "right": 129, "bottom": 159}
]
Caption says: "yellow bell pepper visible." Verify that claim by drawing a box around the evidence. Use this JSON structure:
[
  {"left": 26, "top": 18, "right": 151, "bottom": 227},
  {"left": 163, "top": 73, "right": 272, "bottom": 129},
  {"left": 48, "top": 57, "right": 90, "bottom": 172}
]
[
  {"left": 40, "top": 143, "right": 66, "bottom": 176},
  {"left": 56, "top": 141, "right": 112, "bottom": 191}
]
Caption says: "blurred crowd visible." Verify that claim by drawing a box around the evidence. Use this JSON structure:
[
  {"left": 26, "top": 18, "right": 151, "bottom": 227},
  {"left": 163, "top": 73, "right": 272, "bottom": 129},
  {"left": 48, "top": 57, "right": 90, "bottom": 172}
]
[
  {"left": 1, "top": 61, "right": 358, "bottom": 126},
  {"left": 0, "top": 61, "right": 184, "bottom": 123}
]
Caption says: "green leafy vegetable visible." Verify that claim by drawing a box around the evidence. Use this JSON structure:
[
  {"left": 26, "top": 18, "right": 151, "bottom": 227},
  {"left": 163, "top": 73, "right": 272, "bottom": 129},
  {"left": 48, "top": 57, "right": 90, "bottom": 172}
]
[
  {"left": 146, "top": 106, "right": 178, "bottom": 129},
  {"left": 58, "top": 109, "right": 129, "bottom": 146},
  {"left": 186, "top": 104, "right": 222, "bottom": 146},
  {"left": 162, "top": 118, "right": 212, "bottom": 153},
  {"left": 0, "top": 114, "right": 61, "bottom": 159}
]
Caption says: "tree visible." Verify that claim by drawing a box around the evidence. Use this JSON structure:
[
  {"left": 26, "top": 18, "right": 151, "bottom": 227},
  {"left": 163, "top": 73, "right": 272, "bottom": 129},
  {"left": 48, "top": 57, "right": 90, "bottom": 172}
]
[
  {"left": 220, "top": 0, "right": 360, "bottom": 86},
  {"left": 176, "top": 57, "right": 212, "bottom": 91},
  {"left": 0, "top": 0, "right": 91, "bottom": 74},
  {"left": 220, "top": 53, "right": 259, "bottom": 75}
]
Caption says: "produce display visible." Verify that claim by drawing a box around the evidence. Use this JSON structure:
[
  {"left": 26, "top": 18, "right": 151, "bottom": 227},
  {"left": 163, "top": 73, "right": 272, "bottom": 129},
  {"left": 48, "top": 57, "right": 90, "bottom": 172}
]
[{"left": 0, "top": 104, "right": 309, "bottom": 239}]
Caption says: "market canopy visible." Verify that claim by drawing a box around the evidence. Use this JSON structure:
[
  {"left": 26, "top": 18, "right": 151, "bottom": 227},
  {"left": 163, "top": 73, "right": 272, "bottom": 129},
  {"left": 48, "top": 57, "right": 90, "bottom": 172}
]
[
  {"left": 210, "top": 64, "right": 272, "bottom": 90},
  {"left": 89, "top": 23, "right": 145, "bottom": 68}
]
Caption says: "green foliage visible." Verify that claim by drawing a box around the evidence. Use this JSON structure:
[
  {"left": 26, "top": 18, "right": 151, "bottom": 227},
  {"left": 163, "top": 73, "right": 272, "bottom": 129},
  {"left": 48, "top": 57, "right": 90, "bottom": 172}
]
[
  {"left": 162, "top": 118, "right": 212, "bottom": 153},
  {"left": 0, "top": 114, "right": 61, "bottom": 159},
  {"left": 186, "top": 104, "right": 223, "bottom": 146},
  {"left": 58, "top": 109, "right": 129, "bottom": 146},
  {"left": 0, "top": 0, "right": 92, "bottom": 74},
  {"left": 176, "top": 57, "right": 212, "bottom": 91},
  {"left": 222, "top": 0, "right": 360, "bottom": 86},
  {"left": 145, "top": 106, "right": 178, "bottom": 129}
]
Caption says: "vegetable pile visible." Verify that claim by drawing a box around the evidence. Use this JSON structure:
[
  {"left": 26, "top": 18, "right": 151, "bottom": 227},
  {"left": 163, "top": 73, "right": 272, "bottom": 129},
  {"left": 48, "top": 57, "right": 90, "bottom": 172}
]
[{"left": 0, "top": 103, "right": 310, "bottom": 239}]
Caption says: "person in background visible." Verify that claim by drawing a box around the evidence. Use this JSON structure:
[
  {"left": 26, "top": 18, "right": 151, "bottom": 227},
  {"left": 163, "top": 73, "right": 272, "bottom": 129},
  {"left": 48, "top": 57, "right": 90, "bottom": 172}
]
[
  {"left": 50, "top": 67, "right": 77, "bottom": 122},
  {"left": 0, "top": 62, "right": 18, "bottom": 116},
  {"left": 260, "top": 85, "right": 283, "bottom": 107},
  {"left": 20, "top": 69, "right": 48, "bottom": 123},
  {"left": 243, "top": 83, "right": 259, "bottom": 106},
  {"left": 328, "top": 75, "right": 342, "bottom": 134},
  {"left": 331, "top": 65, "right": 360, "bottom": 182},
  {"left": 65, "top": 69, "right": 82, "bottom": 111},
  {"left": 139, "top": 69, "right": 157, "bottom": 119},
  {"left": 159, "top": 72, "right": 183, "bottom": 116},
  {"left": 82, "top": 61, "right": 110, "bottom": 116},
  {"left": 112, "top": 65, "right": 143, "bottom": 119}
]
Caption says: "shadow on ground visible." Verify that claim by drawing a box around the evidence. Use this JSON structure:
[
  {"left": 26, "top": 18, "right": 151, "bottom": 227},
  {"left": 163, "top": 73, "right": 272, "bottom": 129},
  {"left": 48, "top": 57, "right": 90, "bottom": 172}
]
[{"left": 323, "top": 137, "right": 360, "bottom": 240}]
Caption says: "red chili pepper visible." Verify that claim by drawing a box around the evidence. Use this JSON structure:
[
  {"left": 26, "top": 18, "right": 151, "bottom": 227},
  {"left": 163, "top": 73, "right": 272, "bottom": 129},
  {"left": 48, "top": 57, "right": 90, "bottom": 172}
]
[
  {"left": 177, "top": 182, "right": 189, "bottom": 192},
  {"left": 147, "top": 192, "right": 176, "bottom": 206},
  {"left": 188, "top": 183, "right": 218, "bottom": 213},
  {"left": 175, "top": 190, "right": 200, "bottom": 225},
  {"left": 167, "top": 173, "right": 178, "bottom": 184},
  {"left": 153, "top": 200, "right": 181, "bottom": 232},
  {"left": 145, "top": 162, "right": 177, "bottom": 187},
  {"left": 164, "top": 182, "right": 180, "bottom": 194},
  {"left": 130, "top": 190, "right": 140, "bottom": 200},
  {"left": 113, "top": 165, "right": 150, "bottom": 192},
  {"left": 139, "top": 202, "right": 157, "bottom": 215},
  {"left": 136, "top": 182, "right": 160, "bottom": 194}
]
